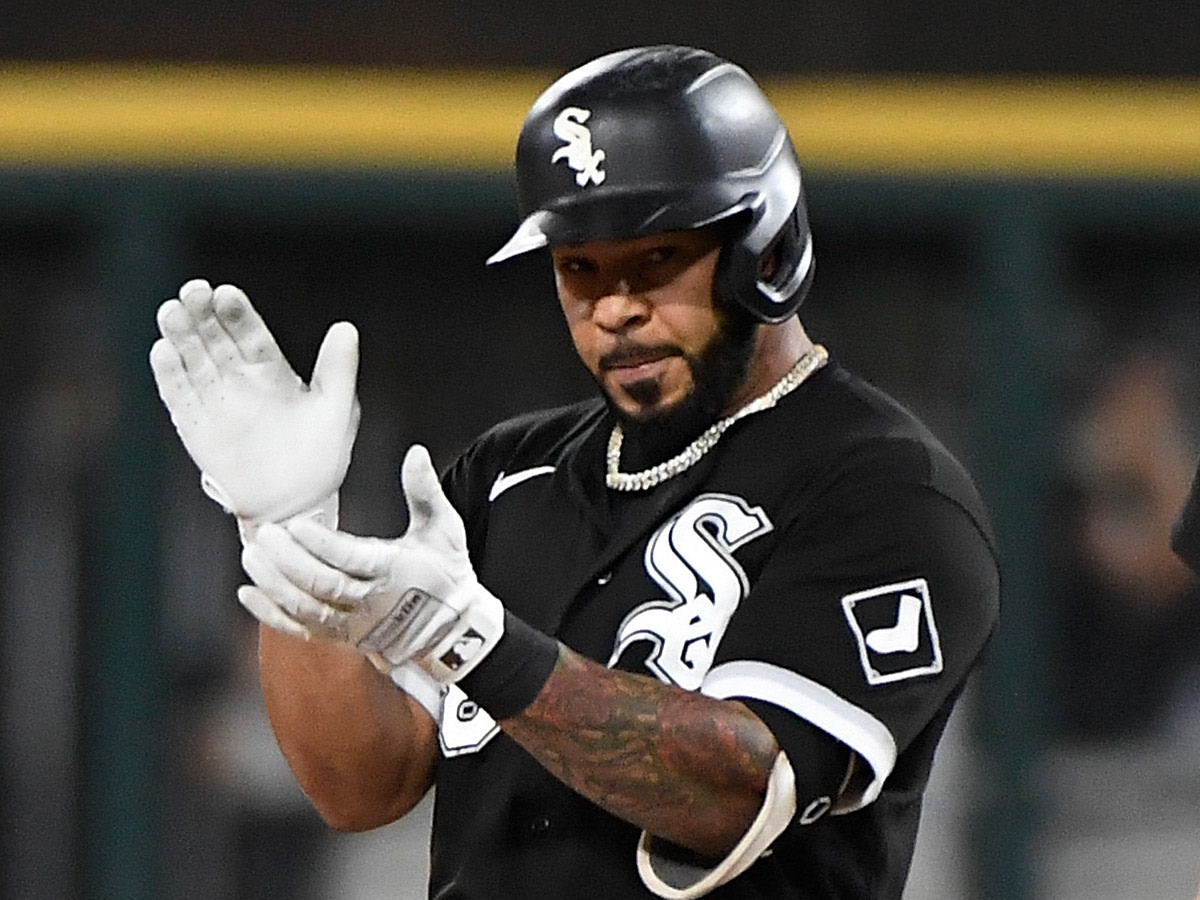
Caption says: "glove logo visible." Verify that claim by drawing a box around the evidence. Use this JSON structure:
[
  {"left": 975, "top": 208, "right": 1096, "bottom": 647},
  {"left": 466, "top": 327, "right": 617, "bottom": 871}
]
[
  {"left": 439, "top": 628, "right": 487, "bottom": 672},
  {"left": 841, "top": 578, "right": 943, "bottom": 685},
  {"left": 551, "top": 107, "right": 606, "bottom": 187},
  {"left": 609, "top": 493, "right": 772, "bottom": 690}
]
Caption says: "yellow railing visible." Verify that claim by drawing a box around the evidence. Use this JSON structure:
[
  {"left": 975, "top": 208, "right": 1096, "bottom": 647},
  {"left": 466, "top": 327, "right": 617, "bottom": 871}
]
[{"left": 1, "top": 63, "right": 1199, "bottom": 176}]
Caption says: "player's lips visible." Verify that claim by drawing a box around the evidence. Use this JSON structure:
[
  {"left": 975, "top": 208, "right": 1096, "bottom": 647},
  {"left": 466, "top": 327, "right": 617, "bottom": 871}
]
[
  {"left": 599, "top": 346, "right": 679, "bottom": 384},
  {"left": 600, "top": 345, "right": 678, "bottom": 369}
]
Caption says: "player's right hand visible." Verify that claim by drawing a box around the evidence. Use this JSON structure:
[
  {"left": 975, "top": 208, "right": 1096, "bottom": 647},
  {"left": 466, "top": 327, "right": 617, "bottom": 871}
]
[
  {"left": 150, "top": 279, "right": 361, "bottom": 525},
  {"left": 236, "top": 445, "right": 505, "bottom": 684}
]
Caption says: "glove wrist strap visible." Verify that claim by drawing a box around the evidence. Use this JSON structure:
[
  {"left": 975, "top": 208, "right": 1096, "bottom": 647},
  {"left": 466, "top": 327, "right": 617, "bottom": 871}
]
[
  {"left": 457, "top": 610, "right": 560, "bottom": 721},
  {"left": 419, "top": 583, "right": 506, "bottom": 682}
]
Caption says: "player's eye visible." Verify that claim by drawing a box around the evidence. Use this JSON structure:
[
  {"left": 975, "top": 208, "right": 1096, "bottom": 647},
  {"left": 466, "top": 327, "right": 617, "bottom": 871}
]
[
  {"left": 556, "top": 256, "right": 597, "bottom": 275},
  {"left": 643, "top": 245, "right": 677, "bottom": 266}
]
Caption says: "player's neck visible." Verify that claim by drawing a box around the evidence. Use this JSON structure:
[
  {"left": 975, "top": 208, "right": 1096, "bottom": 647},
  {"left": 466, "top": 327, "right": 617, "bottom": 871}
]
[
  {"left": 612, "top": 318, "right": 815, "bottom": 475},
  {"left": 719, "top": 317, "right": 812, "bottom": 418}
]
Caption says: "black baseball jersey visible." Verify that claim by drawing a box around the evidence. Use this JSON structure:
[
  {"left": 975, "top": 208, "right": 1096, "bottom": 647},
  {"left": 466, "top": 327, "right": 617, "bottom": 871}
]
[{"left": 424, "top": 357, "right": 999, "bottom": 899}]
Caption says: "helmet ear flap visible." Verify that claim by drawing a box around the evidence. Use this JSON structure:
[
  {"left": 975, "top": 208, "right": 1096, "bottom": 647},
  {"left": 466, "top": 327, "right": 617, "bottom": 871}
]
[{"left": 716, "top": 209, "right": 815, "bottom": 324}]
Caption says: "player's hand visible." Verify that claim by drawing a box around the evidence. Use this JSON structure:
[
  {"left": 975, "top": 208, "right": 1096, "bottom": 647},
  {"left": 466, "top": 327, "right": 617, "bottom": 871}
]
[
  {"left": 237, "top": 444, "right": 504, "bottom": 683},
  {"left": 149, "top": 278, "right": 360, "bottom": 524}
]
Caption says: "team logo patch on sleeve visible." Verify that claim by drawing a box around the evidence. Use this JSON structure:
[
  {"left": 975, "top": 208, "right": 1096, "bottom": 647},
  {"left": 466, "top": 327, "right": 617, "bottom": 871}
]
[{"left": 841, "top": 578, "right": 943, "bottom": 685}]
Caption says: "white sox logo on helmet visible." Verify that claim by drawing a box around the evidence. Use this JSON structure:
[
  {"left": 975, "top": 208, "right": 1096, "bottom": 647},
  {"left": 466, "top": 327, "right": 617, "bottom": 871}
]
[{"left": 550, "top": 107, "right": 606, "bottom": 187}]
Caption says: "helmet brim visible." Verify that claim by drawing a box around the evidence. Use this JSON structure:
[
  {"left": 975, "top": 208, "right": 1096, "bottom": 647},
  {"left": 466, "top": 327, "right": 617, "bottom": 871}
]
[
  {"left": 486, "top": 211, "right": 553, "bottom": 265},
  {"left": 486, "top": 194, "right": 753, "bottom": 266}
]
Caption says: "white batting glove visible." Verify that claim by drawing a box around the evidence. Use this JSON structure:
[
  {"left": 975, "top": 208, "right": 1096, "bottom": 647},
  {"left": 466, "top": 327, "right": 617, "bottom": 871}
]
[
  {"left": 237, "top": 445, "right": 505, "bottom": 684},
  {"left": 149, "top": 278, "right": 360, "bottom": 527}
]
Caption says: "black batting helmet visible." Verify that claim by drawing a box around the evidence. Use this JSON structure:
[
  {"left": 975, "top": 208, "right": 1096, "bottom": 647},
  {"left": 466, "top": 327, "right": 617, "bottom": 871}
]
[{"left": 487, "top": 45, "right": 815, "bottom": 323}]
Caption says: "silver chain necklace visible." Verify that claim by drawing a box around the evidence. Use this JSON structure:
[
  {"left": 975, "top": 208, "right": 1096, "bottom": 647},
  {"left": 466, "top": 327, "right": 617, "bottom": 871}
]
[{"left": 605, "top": 343, "right": 829, "bottom": 492}]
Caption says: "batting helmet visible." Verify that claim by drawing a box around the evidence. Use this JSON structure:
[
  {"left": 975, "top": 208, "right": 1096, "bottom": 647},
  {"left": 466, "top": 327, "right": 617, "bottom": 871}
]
[{"left": 487, "top": 45, "right": 815, "bottom": 323}]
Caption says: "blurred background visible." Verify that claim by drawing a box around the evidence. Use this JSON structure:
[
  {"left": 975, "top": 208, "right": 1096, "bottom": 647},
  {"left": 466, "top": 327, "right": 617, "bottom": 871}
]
[{"left": 1, "top": 3, "right": 1199, "bottom": 899}]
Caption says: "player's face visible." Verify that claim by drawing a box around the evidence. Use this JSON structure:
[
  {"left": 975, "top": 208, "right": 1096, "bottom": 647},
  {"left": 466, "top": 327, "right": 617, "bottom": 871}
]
[{"left": 552, "top": 226, "right": 741, "bottom": 424}]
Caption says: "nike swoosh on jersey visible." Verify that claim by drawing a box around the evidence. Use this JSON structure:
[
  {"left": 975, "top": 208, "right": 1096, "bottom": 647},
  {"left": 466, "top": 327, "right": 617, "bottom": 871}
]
[{"left": 488, "top": 465, "right": 556, "bottom": 501}]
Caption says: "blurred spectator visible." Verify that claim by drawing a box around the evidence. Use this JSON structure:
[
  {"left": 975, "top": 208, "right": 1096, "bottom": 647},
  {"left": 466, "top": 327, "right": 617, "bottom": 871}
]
[
  {"left": 172, "top": 614, "right": 329, "bottom": 900},
  {"left": 1053, "top": 313, "right": 1200, "bottom": 743},
  {"left": 1036, "top": 306, "right": 1200, "bottom": 900}
]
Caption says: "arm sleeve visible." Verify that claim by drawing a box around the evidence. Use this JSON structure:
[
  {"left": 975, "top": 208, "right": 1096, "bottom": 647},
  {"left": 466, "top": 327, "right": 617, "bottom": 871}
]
[
  {"left": 636, "top": 751, "right": 800, "bottom": 899},
  {"left": 636, "top": 718, "right": 852, "bottom": 898}
]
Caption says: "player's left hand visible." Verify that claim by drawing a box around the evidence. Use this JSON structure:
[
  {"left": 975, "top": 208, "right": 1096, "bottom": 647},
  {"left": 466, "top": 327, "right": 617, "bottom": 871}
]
[
  {"left": 237, "top": 444, "right": 505, "bottom": 683},
  {"left": 150, "top": 278, "right": 361, "bottom": 525}
]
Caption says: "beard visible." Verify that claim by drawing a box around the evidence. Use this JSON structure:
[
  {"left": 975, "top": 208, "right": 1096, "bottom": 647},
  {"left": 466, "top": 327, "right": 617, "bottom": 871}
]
[{"left": 602, "top": 306, "right": 758, "bottom": 472}]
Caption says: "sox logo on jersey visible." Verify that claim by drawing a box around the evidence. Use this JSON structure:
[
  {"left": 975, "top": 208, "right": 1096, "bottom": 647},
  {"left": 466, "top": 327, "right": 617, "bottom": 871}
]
[
  {"left": 608, "top": 493, "right": 772, "bottom": 689},
  {"left": 440, "top": 493, "right": 772, "bottom": 756}
]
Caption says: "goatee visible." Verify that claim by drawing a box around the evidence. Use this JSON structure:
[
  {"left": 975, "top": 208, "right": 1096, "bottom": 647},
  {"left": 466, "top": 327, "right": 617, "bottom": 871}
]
[{"left": 606, "top": 307, "right": 758, "bottom": 472}]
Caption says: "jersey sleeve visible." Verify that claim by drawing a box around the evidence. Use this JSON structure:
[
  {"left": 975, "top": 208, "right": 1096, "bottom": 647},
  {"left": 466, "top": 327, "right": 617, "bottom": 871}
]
[{"left": 700, "top": 481, "right": 999, "bottom": 814}]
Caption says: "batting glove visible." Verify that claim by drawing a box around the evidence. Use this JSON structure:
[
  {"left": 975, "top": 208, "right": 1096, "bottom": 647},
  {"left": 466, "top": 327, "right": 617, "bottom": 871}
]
[
  {"left": 237, "top": 445, "right": 505, "bottom": 684},
  {"left": 150, "top": 278, "right": 360, "bottom": 528}
]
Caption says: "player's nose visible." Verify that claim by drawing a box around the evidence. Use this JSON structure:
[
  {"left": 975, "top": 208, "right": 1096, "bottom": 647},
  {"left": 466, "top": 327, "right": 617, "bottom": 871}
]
[{"left": 592, "top": 281, "right": 650, "bottom": 332}]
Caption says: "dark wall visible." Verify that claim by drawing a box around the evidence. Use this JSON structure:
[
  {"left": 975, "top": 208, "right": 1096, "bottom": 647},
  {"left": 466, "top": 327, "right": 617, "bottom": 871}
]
[{"left": 2, "top": 0, "right": 1198, "bottom": 77}]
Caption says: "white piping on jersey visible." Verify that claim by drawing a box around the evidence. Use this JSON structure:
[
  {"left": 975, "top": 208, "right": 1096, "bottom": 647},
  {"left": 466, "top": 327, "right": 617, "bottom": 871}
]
[
  {"left": 488, "top": 466, "right": 556, "bottom": 502},
  {"left": 701, "top": 659, "right": 896, "bottom": 813}
]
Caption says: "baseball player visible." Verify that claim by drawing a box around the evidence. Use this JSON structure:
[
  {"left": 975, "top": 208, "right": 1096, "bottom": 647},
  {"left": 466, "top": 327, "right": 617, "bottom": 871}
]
[{"left": 151, "top": 46, "right": 999, "bottom": 899}]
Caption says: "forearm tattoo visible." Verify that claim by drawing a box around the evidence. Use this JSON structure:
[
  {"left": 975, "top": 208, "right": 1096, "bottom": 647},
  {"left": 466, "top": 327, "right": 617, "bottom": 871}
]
[{"left": 500, "top": 645, "right": 779, "bottom": 857}]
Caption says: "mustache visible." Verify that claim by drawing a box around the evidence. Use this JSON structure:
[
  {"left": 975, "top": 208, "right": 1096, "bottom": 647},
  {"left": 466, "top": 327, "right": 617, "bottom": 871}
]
[{"left": 598, "top": 340, "right": 683, "bottom": 371}]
